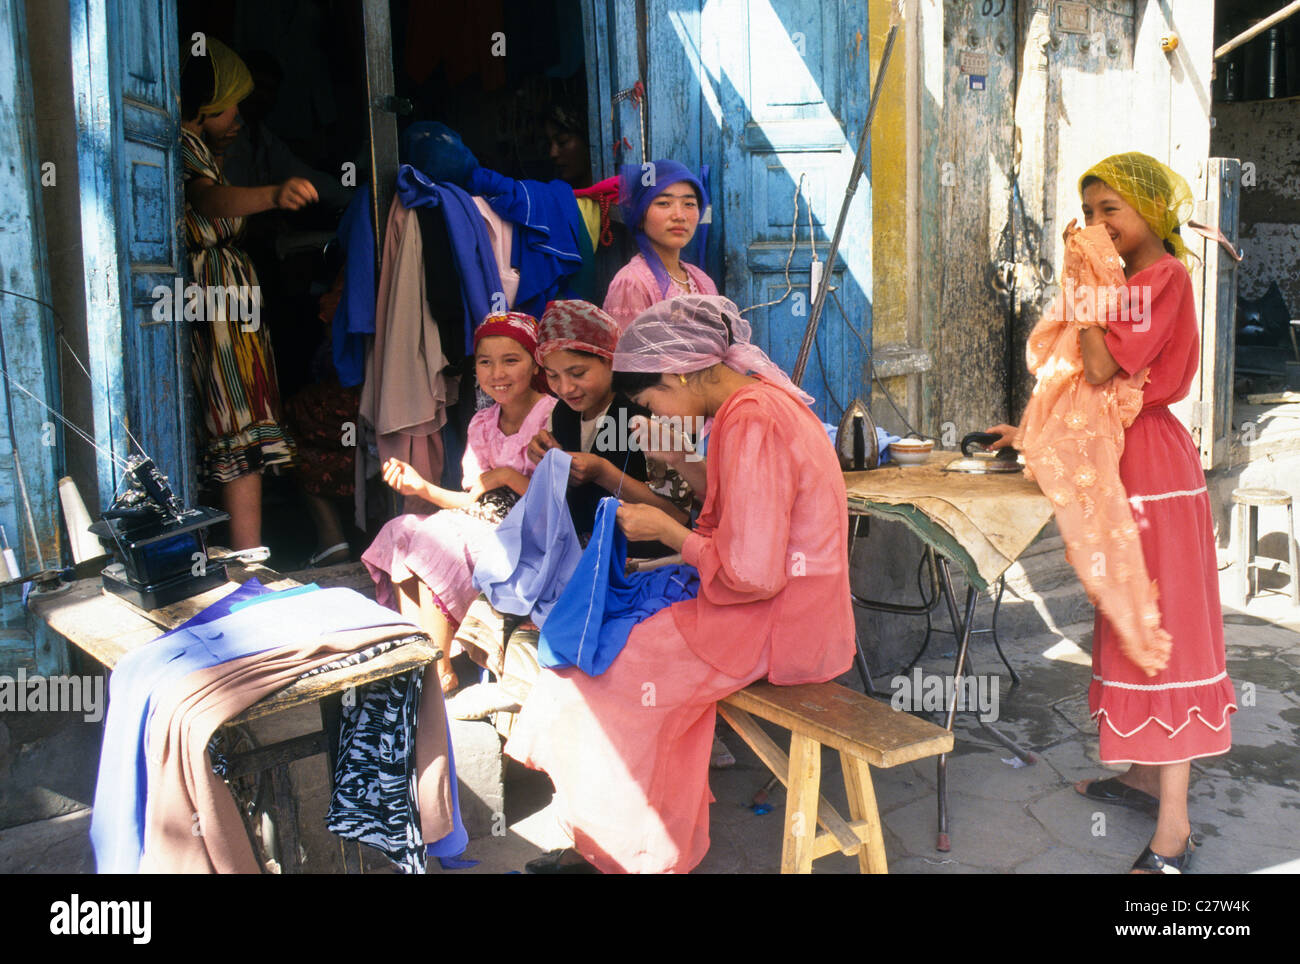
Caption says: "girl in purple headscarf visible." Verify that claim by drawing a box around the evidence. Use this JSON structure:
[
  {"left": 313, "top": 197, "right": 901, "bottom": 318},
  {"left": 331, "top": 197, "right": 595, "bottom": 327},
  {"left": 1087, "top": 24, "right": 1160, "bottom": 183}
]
[{"left": 602, "top": 160, "right": 718, "bottom": 332}]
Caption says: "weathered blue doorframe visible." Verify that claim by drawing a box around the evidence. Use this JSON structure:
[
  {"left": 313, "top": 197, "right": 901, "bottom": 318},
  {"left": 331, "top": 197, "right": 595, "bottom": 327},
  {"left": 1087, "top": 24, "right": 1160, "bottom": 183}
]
[{"left": 0, "top": 0, "right": 67, "bottom": 673}]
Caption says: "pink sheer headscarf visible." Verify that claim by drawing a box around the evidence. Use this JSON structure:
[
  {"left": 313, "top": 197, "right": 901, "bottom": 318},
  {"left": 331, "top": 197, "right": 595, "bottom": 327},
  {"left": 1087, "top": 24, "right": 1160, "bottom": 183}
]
[{"left": 612, "top": 295, "right": 815, "bottom": 405}]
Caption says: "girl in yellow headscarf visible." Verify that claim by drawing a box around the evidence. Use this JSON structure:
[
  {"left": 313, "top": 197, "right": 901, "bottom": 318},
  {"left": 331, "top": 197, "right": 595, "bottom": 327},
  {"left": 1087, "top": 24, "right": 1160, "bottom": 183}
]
[
  {"left": 180, "top": 38, "right": 319, "bottom": 550},
  {"left": 988, "top": 152, "right": 1234, "bottom": 874}
]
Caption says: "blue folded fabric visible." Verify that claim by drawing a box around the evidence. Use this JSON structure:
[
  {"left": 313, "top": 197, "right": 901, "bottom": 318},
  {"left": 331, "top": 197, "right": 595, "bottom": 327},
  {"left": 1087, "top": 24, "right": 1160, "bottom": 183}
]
[
  {"left": 90, "top": 585, "right": 417, "bottom": 874},
  {"left": 395, "top": 164, "right": 504, "bottom": 352},
  {"left": 471, "top": 449, "right": 582, "bottom": 626},
  {"left": 540, "top": 497, "right": 700, "bottom": 676},
  {"left": 466, "top": 166, "right": 585, "bottom": 317}
]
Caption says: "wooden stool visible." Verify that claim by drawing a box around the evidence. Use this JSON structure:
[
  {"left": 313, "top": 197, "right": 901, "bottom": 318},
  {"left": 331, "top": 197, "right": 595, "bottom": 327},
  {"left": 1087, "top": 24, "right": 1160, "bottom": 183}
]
[
  {"left": 719, "top": 681, "right": 953, "bottom": 874},
  {"left": 1231, "top": 487, "right": 1300, "bottom": 607}
]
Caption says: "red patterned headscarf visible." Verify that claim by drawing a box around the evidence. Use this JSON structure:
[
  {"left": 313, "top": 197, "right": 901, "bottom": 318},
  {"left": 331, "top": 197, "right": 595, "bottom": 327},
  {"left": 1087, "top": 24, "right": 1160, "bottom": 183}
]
[
  {"left": 536, "top": 300, "right": 619, "bottom": 364},
  {"left": 474, "top": 311, "right": 549, "bottom": 392}
]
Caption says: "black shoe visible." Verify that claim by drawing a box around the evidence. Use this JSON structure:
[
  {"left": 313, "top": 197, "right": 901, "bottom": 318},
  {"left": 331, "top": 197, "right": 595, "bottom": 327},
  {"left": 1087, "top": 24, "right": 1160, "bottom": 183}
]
[
  {"left": 1131, "top": 835, "right": 1197, "bottom": 874},
  {"left": 524, "top": 848, "right": 599, "bottom": 874}
]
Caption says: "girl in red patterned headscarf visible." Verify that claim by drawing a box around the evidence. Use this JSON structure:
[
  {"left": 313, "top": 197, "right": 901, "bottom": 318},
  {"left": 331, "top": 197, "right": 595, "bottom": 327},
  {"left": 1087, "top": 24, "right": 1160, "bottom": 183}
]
[{"left": 362, "top": 312, "right": 557, "bottom": 692}]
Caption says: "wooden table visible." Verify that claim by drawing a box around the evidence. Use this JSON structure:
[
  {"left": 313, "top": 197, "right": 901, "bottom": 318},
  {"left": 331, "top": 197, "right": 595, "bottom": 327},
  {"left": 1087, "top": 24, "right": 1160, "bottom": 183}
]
[
  {"left": 842, "top": 455, "right": 1053, "bottom": 852},
  {"left": 27, "top": 557, "right": 441, "bottom": 873}
]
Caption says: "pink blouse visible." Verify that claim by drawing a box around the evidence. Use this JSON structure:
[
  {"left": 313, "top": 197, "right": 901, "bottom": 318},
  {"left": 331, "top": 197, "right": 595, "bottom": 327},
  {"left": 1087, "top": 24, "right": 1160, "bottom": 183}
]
[
  {"left": 461, "top": 395, "right": 558, "bottom": 488},
  {"left": 675, "top": 379, "right": 855, "bottom": 684},
  {"left": 602, "top": 254, "right": 718, "bottom": 332}
]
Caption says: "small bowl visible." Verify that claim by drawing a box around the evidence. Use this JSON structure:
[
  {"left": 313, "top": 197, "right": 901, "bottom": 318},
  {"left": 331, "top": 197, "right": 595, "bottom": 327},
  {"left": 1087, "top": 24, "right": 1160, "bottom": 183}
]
[{"left": 890, "top": 438, "right": 933, "bottom": 466}]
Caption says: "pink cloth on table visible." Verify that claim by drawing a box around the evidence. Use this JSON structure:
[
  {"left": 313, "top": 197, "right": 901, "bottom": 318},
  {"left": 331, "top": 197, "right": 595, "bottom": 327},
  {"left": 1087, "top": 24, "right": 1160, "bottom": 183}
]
[
  {"left": 1015, "top": 224, "right": 1170, "bottom": 677},
  {"left": 362, "top": 394, "right": 557, "bottom": 624},
  {"left": 506, "top": 378, "right": 854, "bottom": 873},
  {"left": 602, "top": 254, "right": 717, "bottom": 333}
]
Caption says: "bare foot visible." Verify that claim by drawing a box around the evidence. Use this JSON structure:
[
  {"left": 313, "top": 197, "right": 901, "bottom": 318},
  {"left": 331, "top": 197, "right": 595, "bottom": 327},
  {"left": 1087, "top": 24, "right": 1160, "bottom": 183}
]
[{"left": 437, "top": 656, "right": 459, "bottom": 695}]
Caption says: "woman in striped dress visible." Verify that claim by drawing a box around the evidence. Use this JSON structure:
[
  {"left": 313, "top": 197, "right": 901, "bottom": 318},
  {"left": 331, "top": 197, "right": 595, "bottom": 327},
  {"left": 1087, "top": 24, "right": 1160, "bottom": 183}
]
[{"left": 180, "top": 38, "right": 318, "bottom": 548}]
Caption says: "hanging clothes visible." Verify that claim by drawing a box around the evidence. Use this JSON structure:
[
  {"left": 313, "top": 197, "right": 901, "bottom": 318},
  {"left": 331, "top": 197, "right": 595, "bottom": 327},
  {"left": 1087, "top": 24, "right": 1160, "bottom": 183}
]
[
  {"left": 470, "top": 449, "right": 583, "bottom": 625},
  {"left": 331, "top": 187, "right": 377, "bottom": 388},
  {"left": 359, "top": 197, "right": 453, "bottom": 511},
  {"left": 395, "top": 164, "right": 505, "bottom": 354},
  {"left": 539, "top": 496, "right": 700, "bottom": 677},
  {"left": 465, "top": 166, "right": 586, "bottom": 317}
]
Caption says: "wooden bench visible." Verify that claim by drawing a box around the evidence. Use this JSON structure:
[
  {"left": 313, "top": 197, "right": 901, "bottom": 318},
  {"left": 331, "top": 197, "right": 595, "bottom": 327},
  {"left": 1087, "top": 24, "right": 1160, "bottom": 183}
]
[{"left": 719, "top": 681, "right": 953, "bottom": 874}]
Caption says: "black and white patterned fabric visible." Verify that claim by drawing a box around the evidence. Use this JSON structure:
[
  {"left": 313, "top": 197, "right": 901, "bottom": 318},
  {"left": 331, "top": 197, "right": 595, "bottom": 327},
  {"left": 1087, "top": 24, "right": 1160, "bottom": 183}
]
[{"left": 326, "top": 670, "right": 426, "bottom": 874}]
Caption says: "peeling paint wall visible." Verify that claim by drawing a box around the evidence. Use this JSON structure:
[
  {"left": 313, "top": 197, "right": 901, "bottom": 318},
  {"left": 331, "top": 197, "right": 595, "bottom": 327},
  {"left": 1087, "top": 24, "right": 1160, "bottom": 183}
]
[{"left": 1211, "top": 99, "right": 1300, "bottom": 312}]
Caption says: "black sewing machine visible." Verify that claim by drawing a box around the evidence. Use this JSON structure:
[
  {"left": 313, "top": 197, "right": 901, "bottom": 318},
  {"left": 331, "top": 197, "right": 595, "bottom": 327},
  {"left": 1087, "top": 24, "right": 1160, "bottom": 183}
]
[{"left": 88, "top": 456, "right": 230, "bottom": 610}]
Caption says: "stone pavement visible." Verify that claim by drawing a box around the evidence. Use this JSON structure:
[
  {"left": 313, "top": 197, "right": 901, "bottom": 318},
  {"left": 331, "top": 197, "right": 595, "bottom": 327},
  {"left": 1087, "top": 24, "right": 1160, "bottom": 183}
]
[{"left": 2, "top": 568, "right": 1296, "bottom": 875}]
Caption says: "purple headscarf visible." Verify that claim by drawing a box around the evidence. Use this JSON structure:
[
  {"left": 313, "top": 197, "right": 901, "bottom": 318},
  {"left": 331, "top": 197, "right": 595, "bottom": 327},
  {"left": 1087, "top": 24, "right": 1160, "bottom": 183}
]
[{"left": 619, "top": 160, "right": 709, "bottom": 299}]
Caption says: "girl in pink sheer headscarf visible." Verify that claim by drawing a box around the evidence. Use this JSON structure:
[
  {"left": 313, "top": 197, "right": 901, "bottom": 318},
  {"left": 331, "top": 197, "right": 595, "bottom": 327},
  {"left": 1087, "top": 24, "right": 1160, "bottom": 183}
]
[{"left": 505, "top": 295, "right": 851, "bottom": 874}]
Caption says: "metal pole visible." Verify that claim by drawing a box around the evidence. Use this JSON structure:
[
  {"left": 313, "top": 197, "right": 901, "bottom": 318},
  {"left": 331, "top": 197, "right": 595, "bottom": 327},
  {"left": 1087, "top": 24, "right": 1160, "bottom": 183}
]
[{"left": 791, "top": 20, "right": 900, "bottom": 386}]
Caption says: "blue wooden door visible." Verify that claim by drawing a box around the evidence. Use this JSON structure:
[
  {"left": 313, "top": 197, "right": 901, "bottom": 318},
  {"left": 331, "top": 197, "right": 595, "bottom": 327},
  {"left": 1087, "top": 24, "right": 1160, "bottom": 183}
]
[
  {"left": 71, "top": 0, "right": 191, "bottom": 509},
  {"left": 0, "top": 0, "right": 65, "bottom": 672},
  {"left": 712, "top": 0, "right": 874, "bottom": 424},
  {"left": 584, "top": 0, "right": 873, "bottom": 423}
]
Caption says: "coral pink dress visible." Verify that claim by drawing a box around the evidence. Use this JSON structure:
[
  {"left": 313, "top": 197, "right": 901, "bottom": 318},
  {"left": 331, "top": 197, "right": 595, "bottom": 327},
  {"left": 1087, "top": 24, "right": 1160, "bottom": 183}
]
[
  {"left": 505, "top": 378, "right": 855, "bottom": 873},
  {"left": 362, "top": 395, "right": 557, "bottom": 624},
  {"left": 602, "top": 254, "right": 717, "bottom": 332},
  {"left": 1089, "top": 255, "right": 1236, "bottom": 764}
]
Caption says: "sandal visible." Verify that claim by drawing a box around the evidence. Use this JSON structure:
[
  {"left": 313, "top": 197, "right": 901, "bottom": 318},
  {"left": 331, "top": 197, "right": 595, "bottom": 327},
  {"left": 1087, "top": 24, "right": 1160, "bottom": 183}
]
[
  {"left": 524, "top": 848, "right": 599, "bottom": 874},
  {"left": 1131, "top": 835, "right": 1196, "bottom": 874},
  {"left": 306, "top": 542, "right": 349, "bottom": 567},
  {"left": 1076, "top": 777, "right": 1159, "bottom": 815}
]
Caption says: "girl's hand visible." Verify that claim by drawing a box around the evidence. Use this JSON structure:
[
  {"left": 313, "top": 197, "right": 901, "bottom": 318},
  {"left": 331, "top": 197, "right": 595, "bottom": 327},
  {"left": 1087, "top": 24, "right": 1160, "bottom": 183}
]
[
  {"left": 464, "top": 479, "right": 486, "bottom": 504},
  {"left": 1062, "top": 218, "right": 1078, "bottom": 244},
  {"left": 274, "top": 177, "right": 319, "bottom": 211},
  {"left": 982, "top": 424, "right": 1020, "bottom": 450},
  {"left": 568, "top": 453, "right": 609, "bottom": 485},
  {"left": 630, "top": 415, "right": 695, "bottom": 468},
  {"left": 527, "top": 430, "right": 560, "bottom": 464},
  {"left": 616, "top": 502, "right": 671, "bottom": 543},
  {"left": 382, "top": 458, "right": 427, "bottom": 498},
  {"left": 476, "top": 467, "right": 511, "bottom": 493},
  {"left": 476, "top": 467, "right": 529, "bottom": 495}
]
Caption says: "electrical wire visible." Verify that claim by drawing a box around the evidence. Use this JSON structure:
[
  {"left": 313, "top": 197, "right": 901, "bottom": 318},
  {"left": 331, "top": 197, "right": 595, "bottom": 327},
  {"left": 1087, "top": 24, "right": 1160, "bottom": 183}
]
[{"left": 738, "top": 173, "right": 806, "bottom": 316}]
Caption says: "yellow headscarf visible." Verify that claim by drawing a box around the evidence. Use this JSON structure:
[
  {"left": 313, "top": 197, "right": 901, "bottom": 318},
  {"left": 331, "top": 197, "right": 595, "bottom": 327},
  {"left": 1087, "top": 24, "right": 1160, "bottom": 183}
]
[
  {"left": 185, "top": 37, "right": 253, "bottom": 117},
  {"left": 1079, "top": 152, "right": 1195, "bottom": 267}
]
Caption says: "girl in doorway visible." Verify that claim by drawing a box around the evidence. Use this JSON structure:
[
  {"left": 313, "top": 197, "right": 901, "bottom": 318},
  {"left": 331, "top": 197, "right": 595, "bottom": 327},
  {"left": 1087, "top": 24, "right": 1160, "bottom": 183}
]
[
  {"left": 987, "top": 153, "right": 1235, "bottom": 873},
  {"left": 180, "top": 38, "right": 318, "bottom": 550},
  {"left": 362, "top": 313, "right": 557, "bottom": 693},
  {"left": 603, "top": 160, "right": 718, "bottom": 332}
]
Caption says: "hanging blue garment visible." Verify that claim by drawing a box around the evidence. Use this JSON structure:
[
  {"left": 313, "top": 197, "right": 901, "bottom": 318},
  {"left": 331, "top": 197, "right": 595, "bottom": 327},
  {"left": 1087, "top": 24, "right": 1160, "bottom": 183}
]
[
  {"left": 395, "top": 164, "right": 504, "bottom": 352},
  {"left": 465, "top": 166, "right": 585, "bottom": 317},
  {"left": 540, "top": 497, "right": 700, "bottom": 676},
  {"left": 471, "top": 449, "right": 582, "bottom": 626},
  {"left": 90, "top": 585, "right": 418, "bottom": 874},
  {"left": 333, "top": 187, "right": 376, "bottom": 387},
  {"left": 402, "top": 121, "right": 479, "bottom": 187}
]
